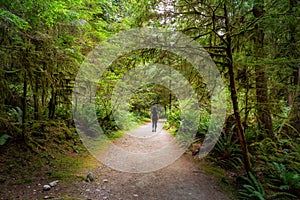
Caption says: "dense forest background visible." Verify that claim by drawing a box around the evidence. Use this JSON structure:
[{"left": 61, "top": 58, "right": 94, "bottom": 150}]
[{"left": 0, "top": 0, "right": 299, "bottom": 199}]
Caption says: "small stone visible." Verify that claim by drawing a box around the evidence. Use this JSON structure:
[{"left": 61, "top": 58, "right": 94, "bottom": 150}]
[
  {"left": 49, "top": 180, "right": 58, "bottom": 187},
  {"left": 85, "top": 189, "right": 90, "bottom": 192},
  {"left": 96, "top": 189, "right": 101, "bottom": 192},
  {"left": 133, "top": 194, "right": 138, "bottom": 197},
  {"left": 44, "top": 196, "right": 50, "bottom": 199},
  {"left": 86, "top": 172, "right": 94, "bottom": 182},
  {"left": 43, "top": 185, "right": 51, "bottom": 191},
  {"left": 103, "top": 179, "right": 108, "bottom": 183},
  {"left": 103, "top": 197, "right": 108, "bottom": 200}
]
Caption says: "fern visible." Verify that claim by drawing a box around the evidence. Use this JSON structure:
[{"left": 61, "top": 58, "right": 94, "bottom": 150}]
[
  {"left": 0, "top": 134, "right": 12, "bottom": 146},
  {"left": 268, "top": 162, "right": 300, "bottom": 192},
  {"left": 0, "top": 9, "right": 31, "bottom": 30},
  {"left": 238, "top": 172, "right": 265, "bottom": 200},
  {"left": 213, "top": 130, "right": 243, "bottom": 170},
  {"left": 267, "top": 191, "right": 297, "bottom": 199},
  {"left": 8, "top": 107, "right": 23, "bottom": 122}
]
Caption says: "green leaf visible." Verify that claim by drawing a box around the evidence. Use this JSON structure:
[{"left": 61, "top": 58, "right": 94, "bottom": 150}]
[
  {"left": 0, "top": 134, "right": 12, "bottom": 146},
  {"left": 0, "top": 8, "right": 31, "bottom": 30}
]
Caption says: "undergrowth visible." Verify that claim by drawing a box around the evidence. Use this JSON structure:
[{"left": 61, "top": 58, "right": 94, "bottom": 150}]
[
  {"left": 206, "top": 124, "right": 300, "bottom": 200},
  {"left": 0, "top": 120, "right": 100, "bottom": 189}
]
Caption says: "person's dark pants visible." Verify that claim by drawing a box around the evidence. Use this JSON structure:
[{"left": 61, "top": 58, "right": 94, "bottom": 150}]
[{"left": 152, "top": 118, "right": 158, "bottom": 131}]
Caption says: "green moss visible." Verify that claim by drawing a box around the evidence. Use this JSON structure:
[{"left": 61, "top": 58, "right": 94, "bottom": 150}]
[
  {"left": 48, "top": 171, "right": 77, "bottom": 180},
  {"left": 14, "top": 177, "right": 33, "bottom": 184},
  {"left": 108, "top": 130, "right": 124, "bottom": 139},
  {"left": 202, "top": 162, "right": 226, "bottom": 179}
]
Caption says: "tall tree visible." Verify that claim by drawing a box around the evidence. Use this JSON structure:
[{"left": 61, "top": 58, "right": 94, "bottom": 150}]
[
  {"left": 146, "top": 0, "right": 253, "bottom": 172},
  {"left": 223, "top": 0, "right": 251, "bottom": 172},
  {"left": 252, "top": 0, "right": 273, "bottom": 135},
  {"left": 288, "top": 0, "right": 300, "bottom": 133},
  {"left": 0, "top": 0, "right": 140, "bottom": 139}
]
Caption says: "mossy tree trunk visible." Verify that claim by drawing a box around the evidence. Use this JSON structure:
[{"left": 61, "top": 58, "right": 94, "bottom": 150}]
[{"left": 253, "top": 0, "right": 273, "bottom": 136}]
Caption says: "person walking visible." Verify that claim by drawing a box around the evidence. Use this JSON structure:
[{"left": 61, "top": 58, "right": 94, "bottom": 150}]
[{"left": 151, "top": 106, "right": 159, "bottom": 132}]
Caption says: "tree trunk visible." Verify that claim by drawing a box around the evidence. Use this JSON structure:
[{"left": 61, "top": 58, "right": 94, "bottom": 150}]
[
  {"left": 244, "top": 80, "right": 250, "bottom": 129},
  {"left": 224, "top": 2, "right": 252, "bottom": 173},
  {"left": 49, "top": 86, "right": 57, "bottom": 119},
  {"left": 288, "top": 0, "right": 300, "bottom": 133},
  {"left": 33, "top": 79, "right": 39, "bottom": 120},
  {"left": 253, "top": 0, "right": 273, "bottom": 135},
  {"left": 22, "top": 71, "right": 27, "bottom": 140},
  {"left": 290, "top": 66, "right": 300, "bottom": 132},
  {"left": 255, "top": 67, "right": 273, "bottom": 135}
]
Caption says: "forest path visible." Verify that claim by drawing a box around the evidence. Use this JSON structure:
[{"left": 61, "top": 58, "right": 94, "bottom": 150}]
[
  {"left": 68, "top": 120, "right": 232, "bottom": 200},
  {"left": 0, "top": 120, "right": 232, "bottom": 200}
]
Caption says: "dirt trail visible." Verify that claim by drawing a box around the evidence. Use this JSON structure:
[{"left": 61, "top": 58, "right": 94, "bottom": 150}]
[{"left": 72, "top": 119, "right": 231, "bottom": 200}]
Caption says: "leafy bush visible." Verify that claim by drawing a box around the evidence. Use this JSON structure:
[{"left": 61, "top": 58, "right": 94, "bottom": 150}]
[
  {"left": 112, "top": 110, "right": 142, "bottom": 131},
  {"left": 198, "top": 112, "right": 211, "bottom": 136},
  {"left": 74, "top": 105, "right": 101, "bottom": 137},
  {"left": 55, "top": 105, "right": 72, "bottom": 120},
  {"left": 165, "top": 107, "right": 181, "bottom": 128}
]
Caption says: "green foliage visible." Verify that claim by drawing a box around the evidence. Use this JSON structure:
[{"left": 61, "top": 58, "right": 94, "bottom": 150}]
[
  {"left": 238, "top": 172, "right": 266, "bottom": 200},
  {"left": 197, "top": 110, "right": 211, "bottom": 136},
  {"left": 212, "top": 130, "right": 243, "bottom": 170},
  {"left": 249, "top": 134, "right": 300, "bottom": 199},
  {"left": 107, "top": 131, "right": 124, "bottom": 140},
  {"left": 0, "top": 134, "right": 12, "bottom": 146},
  {"left": 238, "top": 162, "right": 299, "bottom": 200},
  {"left": 244, "top": 127, "right": 263, "bottom": 144},
  {"left": 55, "top": 106, "right": 72, "bottom": 120},
  {"left": 74, "top": 105, "right": 100, "bottom": 137},
  {"left": 0, "top": 113, "right": 21, "bottom": 137},
  {"left": 0, "top": 0, "right": 138, "bottom": 132},
  {"left": 267, "top": 162, "right": 300, "bottom": 194},
  {"left": 179, "top": 111, "right": 199, "bottom": 133},
  {"left": 164, "top": 107, "right": 181, "bottom": 132},
  {"left": 250, "top": 135, "right": 300, "bottom": 170},
  {"left": 0, "top": 8, "right": 31, "bottom": 30},
  {"left": 113, "top": 110, "right": 142, "bottom": 131},
  {"left": 8, "top": 107, "right": 23, "bottom": 122},
  {"left": 0, "top": 0, "right": 299, "bottom": 198}
]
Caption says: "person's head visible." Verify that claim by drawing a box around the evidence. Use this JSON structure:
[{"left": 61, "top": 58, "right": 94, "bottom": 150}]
[{"left": 152, "top": 106, "right": 157, "bottom": 111}]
